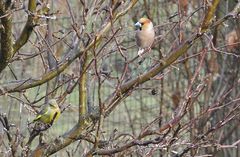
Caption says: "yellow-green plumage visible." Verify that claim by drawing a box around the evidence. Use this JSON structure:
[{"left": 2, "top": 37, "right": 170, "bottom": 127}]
[{"left": 33, "top": 99, "right": 60, "bottom": 124}]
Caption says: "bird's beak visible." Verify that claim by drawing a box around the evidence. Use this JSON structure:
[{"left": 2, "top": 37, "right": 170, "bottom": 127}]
[{"left": 135, "top": 22, "right": 142, "bottom": 30}]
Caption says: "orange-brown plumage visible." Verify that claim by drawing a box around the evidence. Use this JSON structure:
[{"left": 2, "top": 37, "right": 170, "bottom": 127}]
[{"left": 135, "top": 18, "right": 155, "bottom": 56}]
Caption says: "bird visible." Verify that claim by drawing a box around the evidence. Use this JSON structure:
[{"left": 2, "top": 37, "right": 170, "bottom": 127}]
[
  {"left": 32, "top": 99, "right": 61, "bottom": 125},
  {"left": 135, "top": 17, "right": 155, "bottom": 56}
]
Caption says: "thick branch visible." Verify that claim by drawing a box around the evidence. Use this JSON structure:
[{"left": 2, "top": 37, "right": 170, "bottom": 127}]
[
  {"left": 200, "top": 0, "right": 220, "bottom": 32},
  {"left": 29, "top": 1, "right": 138, "bottom": 156},
  {"left": 79, "top": 53, "right": 88, "bottom": 123},
  {"left": 13, "top": 0, "right": 37, "bottom": 53},
  {"left": 0, "top": 0, "right": 37, "bottom": 73},
  {"left": 0, "top": 1, "right": 13, "bottom": 72},
  {"left": 0, "top": 0, "right": 138, "bottom": 95},
  {"left": 104, "top": 0, "right": 221, "bottom": 117}
]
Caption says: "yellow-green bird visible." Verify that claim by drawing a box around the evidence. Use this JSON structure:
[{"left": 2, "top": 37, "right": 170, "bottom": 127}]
[{"left": 33, "top": 99, "right": 61, "bottom": 124}]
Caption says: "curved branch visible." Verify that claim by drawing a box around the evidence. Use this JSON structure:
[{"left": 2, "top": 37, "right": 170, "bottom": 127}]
[
  {"left": 0, "top": 0, "right": 138, "bottom": 96},
  {"left": 104, "top": 0, "right": 221, "bottom": 117},
  {"left": 0, "top": 0, "right": 37, "bottom": 73},
  {"left": 104, "top": 34, "right": 198, "bottom": 116},
  {"left": 13, "top": 0, "right": 37, "bottom": 53},
  {"left": 28, "top": 1, "right": 138, "bottom": 156}
]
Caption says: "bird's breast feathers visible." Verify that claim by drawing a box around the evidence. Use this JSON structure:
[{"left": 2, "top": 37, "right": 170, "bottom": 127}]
[{"left": 136, "top": 29, "right": 155, "bottom": 48}]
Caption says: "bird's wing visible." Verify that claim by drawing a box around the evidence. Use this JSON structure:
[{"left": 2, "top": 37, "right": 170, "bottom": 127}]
[{"left": 33, "top": 106, "right": 49, "bottom": 122}]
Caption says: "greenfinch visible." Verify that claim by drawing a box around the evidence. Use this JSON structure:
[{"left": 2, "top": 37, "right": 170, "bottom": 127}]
[
  {"left": 33, "top": 99, "right": 60, "bottom": 124},
  {"left": 135, "top": 18, "right": 155, "bottom": 56}
]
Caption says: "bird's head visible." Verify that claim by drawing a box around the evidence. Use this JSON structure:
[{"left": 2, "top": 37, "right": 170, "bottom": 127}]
[
  {"left": 48, "top": 99, "right": 58, "bottom": 108},
  {"left": 135, "top": 18, "right": 153, "bottom": 31}
]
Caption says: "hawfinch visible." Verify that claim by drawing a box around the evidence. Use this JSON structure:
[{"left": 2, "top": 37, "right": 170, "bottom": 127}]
[{"left": 135, "top": 18, "right": 155, "bottom": 56}]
